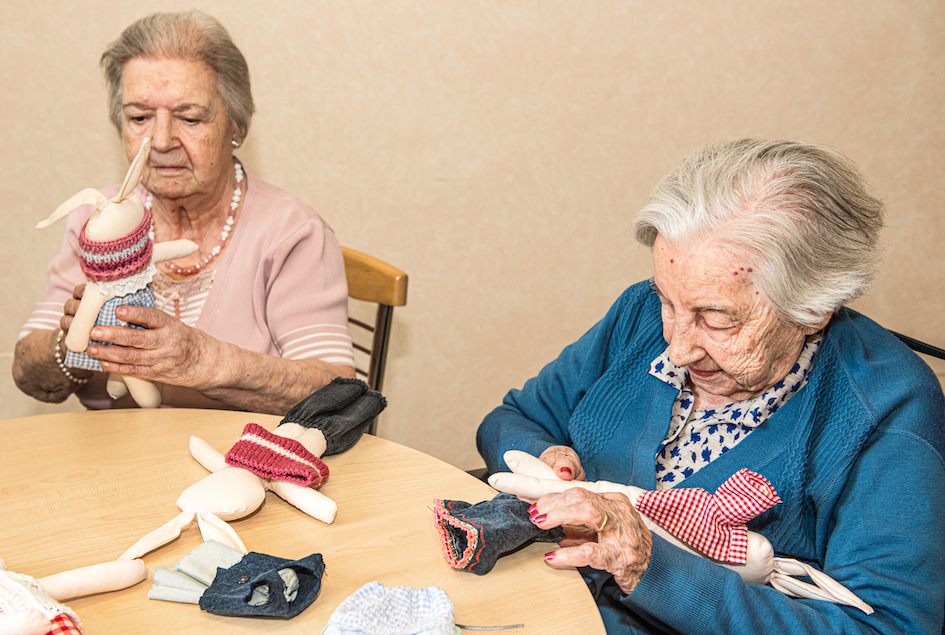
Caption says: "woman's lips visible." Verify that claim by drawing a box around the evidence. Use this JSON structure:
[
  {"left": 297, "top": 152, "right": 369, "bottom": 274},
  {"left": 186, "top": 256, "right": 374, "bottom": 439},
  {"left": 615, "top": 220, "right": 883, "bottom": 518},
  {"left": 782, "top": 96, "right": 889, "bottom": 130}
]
[{"left": 688, "top": 366, "right": 719, "bottom": 379}]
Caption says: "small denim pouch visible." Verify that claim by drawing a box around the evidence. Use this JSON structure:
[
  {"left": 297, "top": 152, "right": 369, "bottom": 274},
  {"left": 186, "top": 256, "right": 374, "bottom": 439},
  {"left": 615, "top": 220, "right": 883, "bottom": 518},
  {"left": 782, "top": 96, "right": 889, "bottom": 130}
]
[
  {"left": 434, "top": 493, "right": 564, "bottom": 575},
  {"left": 199, "top": 552, "right": 325, "bottom": 618},
  {"left": 149, "top": 540, "right": 325, "bottom": 619}
]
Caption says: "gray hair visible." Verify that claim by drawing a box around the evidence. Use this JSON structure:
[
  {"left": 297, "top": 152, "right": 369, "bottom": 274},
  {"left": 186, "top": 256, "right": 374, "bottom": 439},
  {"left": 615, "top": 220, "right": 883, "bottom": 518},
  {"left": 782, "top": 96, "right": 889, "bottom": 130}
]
[
  {"left": 634, "top": 139, "right": 885, "bottom": 328},
  {"left": 100, "top": 10, "right": 255, "bottom": 142}
]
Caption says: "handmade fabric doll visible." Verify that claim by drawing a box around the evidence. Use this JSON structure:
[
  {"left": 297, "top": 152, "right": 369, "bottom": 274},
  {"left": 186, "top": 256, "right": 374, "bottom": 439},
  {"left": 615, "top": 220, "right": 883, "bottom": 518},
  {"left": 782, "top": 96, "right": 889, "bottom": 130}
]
[
  {"left": 488, "top": 450, "right": 873, "bottom": 614},
  {"left": 0, "top": 555, "right": 146, "bottom": 635},
  {"left": 119, "top": 378, "right": 386, "bottom": 561},
  {"left": 117, "top": 421, "right": 337, "bottom": 561},
  {"left": 36, "top": 137, "right": 197, "bottom": 408}
]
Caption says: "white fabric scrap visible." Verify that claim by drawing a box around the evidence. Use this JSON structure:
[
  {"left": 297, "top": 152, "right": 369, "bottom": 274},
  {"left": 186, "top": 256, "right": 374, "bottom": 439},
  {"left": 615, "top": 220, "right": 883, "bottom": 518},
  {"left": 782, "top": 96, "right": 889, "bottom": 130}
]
[{"left": 321, "top": 581, "right": 456, "bottom": 635}]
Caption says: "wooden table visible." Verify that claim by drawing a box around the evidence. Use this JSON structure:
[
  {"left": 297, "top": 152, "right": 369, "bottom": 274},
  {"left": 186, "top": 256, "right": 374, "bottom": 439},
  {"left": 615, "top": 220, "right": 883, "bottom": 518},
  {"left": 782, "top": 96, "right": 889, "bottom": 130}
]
[{"left": 0, "top": 409, "right": 605, "bottom": 634}]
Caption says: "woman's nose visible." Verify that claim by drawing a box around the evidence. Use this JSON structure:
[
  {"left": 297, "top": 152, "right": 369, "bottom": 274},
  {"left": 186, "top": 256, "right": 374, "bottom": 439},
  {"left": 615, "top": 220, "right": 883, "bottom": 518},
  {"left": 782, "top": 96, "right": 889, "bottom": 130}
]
[
  {"left": 667, "top": 320, "right": 704, "bottom": 368},
  {"left": 149, "top": 114, "right": 176, "bottom": 151}
]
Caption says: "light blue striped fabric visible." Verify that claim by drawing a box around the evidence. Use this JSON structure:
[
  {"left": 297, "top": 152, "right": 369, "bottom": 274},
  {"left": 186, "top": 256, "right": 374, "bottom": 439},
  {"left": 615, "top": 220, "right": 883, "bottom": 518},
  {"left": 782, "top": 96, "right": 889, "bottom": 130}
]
[{"left": 320, "top": 582, "right": 456, "bottom": 635}]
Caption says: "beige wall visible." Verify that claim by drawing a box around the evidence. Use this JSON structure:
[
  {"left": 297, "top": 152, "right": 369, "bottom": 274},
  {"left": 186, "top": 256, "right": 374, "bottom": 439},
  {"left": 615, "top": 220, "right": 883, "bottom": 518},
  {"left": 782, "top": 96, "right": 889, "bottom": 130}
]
[{"left": 3, "top": 1, "right": 943, "bottom": 469}]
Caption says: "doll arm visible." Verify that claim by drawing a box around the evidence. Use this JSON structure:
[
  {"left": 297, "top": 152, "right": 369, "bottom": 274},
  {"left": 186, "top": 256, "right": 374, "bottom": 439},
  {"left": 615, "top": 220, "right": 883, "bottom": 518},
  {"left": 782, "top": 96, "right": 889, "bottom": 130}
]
[
  {"left": 272, "top": 422, "right": 328, "bottom": 458},
  {"left": 265, "top": 479, "right": 337, "bottom": 524},
  {"left": 190, "top": 436, "right": 228, "bottom": 473},
  {"left": 37, "top": 560, "right": 147, "bottom": 601},
  {"left": 153, "top": 239, "right": 198, "bottom": 264},
  {"left": 35, "top": 189, "right": 108, "bottom": 229},
  {"left": 64, "top": 282, "right": 107, "bottom": 352}
]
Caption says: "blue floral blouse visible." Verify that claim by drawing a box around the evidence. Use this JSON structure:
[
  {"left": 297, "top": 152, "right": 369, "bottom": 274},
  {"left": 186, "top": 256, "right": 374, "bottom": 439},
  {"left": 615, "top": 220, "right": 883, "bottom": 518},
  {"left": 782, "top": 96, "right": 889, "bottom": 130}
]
[{"left": 649, "top": 334, "right": 822, "bottom": 489}]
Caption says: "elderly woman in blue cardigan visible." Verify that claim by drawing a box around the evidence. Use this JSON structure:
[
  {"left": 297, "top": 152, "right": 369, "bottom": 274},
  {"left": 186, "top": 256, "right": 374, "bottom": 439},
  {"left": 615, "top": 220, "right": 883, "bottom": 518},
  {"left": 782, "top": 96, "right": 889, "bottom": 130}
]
[{"left": 477, "top": 139, "right": 945, "bottom": 635}]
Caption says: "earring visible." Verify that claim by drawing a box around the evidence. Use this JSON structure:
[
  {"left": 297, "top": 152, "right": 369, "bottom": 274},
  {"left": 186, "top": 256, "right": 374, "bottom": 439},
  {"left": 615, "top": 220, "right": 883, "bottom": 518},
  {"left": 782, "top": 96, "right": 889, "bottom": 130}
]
[{"left": 232, "top": 139, "right": 240, "bottom": 148}]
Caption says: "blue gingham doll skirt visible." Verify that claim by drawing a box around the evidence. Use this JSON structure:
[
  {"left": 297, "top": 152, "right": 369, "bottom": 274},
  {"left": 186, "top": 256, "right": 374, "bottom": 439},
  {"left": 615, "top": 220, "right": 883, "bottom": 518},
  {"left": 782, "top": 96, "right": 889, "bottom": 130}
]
[{"left": 64, "top": 287, "right": 155, "bottom": 372}]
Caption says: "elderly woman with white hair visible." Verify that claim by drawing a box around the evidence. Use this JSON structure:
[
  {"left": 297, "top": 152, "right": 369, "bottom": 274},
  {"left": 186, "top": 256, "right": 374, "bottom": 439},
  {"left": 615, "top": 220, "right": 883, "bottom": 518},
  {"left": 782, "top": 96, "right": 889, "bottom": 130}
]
[
  {"left": 14, "top": 10, "right": 355, "bottom": 413},
  {"left": 478, "top": 139, "right": 944, "bottom": 634}
]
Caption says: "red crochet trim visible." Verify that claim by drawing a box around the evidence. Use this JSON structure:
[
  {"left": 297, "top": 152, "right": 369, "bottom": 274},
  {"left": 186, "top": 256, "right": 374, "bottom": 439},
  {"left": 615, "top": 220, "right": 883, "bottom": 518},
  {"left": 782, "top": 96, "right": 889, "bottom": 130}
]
[
  {"left": 433, "top": 499, "right": 485, "bottom": 571},
  {"left": 79, "top": 208, "right": 153, "bottom": 282}
]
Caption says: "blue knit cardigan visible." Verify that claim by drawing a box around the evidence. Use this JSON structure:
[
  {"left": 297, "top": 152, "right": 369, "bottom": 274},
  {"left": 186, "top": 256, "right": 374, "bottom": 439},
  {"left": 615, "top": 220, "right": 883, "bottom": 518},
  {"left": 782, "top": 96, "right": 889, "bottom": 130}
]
[{"left": 477, "top": 281, "right": 945, "bottom": 635}]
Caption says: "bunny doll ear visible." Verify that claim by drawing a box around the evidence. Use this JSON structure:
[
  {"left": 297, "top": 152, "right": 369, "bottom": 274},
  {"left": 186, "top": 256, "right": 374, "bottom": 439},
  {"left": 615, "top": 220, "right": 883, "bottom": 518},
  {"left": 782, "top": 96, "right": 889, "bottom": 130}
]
[
  {"left": 36, "top": 188, "right": 109, "bottom": 229},
  {"left": 113, "top": 137, "right": 151, "bottom": 202}
]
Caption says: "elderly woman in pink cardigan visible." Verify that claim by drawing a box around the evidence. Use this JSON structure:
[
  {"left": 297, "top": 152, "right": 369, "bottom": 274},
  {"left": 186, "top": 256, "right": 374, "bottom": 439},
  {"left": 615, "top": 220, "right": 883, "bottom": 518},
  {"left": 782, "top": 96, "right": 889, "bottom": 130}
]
[{"left": 14, "top": 11, "right": 355, "bottom": 414}]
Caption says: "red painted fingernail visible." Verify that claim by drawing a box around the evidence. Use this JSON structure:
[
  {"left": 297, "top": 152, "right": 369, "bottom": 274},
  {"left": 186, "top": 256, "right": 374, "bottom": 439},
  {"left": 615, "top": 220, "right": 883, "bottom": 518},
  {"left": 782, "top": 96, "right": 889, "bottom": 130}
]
[
  {"left": 530, "top": 513, "right": 547, "bottom": 524},
  {"left": 528, "top": 503, "right": 537, "bottom": 513},
  {"left": 560, "top": 467, "right": 572, "bottom": 476},
  {"left": 544, "top": 552, "right": 556, "bottom": 561}
]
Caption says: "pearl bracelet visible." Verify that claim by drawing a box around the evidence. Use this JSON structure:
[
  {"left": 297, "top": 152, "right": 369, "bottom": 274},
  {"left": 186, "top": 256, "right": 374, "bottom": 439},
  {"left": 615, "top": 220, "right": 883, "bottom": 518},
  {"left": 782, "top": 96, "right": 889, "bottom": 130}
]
[{"left": 55, "top": 329, "right": 90, "bottom": 385}]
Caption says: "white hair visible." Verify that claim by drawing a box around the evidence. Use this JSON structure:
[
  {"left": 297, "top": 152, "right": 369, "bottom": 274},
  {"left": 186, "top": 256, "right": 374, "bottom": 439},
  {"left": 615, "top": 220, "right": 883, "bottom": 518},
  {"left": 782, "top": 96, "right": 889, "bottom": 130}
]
[{"left": 634, "top": 139, "right": 885, "bottom": 328}]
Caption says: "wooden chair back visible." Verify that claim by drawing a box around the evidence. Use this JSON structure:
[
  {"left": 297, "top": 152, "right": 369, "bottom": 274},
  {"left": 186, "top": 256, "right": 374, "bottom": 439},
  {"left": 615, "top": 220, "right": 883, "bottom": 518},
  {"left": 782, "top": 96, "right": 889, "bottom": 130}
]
[{"left": 342, "top": 246, "right": 408, "bottom": 434}]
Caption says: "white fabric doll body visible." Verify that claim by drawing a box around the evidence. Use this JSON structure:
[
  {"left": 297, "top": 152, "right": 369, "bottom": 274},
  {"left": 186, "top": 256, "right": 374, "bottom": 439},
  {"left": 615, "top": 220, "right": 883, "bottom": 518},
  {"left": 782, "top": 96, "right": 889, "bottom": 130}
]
[{"left": 36, "top": 138, "right": 196, "bottom": 408}]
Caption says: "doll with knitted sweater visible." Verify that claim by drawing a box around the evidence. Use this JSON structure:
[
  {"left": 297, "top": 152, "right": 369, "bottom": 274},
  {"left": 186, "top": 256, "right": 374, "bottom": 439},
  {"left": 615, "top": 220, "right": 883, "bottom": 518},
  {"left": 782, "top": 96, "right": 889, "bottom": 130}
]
[
  {"left": 119, "top": 378, "right": 386, "bottom": 561},
  {"left": 36, "top": 138, "right": 197, "bottom": 408}
]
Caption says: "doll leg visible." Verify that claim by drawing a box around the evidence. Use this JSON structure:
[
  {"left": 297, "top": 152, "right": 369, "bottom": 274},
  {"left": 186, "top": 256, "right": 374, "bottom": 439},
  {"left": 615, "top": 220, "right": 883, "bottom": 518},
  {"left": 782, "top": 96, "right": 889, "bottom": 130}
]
[
  {"left": 38, "top": 560, "right": 147, "bottom": 601},
  {"left": 123, "top": 376, "right": 162, "bottom": 409},
  {"left": 106, "top": 373, "right": 129, "bottom": 399},
  {"left": 65, "top": 282, "right": 107, "bottom": 352}
]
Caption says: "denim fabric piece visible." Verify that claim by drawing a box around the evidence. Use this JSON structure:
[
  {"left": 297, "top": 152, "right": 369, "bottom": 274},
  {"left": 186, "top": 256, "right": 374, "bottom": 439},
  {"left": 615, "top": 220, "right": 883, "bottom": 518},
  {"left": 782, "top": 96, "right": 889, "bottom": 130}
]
[
  {"left": 434, "top": 493, "right": 564, "bottom": 575},
  {"left": 281, "top": 377, "right": 387, "bottom": 456},
  {"left": 199, "top": 552, "right": 325, "bottom": 618}
]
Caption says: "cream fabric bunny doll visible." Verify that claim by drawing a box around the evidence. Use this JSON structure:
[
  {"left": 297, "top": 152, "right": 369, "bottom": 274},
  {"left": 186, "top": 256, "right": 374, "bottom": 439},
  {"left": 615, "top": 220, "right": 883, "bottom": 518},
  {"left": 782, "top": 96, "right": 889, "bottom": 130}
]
[
  {"left": 119, "top": 423, "right": 337, "bottom": 561},
  {"left": 36, "top": 138, "right": 196, "bottom": 408},
  {"left": 490, "top": 450, "right": 873, "bottom": 614}
]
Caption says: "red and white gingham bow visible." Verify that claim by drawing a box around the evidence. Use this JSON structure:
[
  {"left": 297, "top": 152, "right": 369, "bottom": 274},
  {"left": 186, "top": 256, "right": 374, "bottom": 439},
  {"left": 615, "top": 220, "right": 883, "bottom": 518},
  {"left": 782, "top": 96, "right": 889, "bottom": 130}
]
[
  {"left": 635, "top": 468, "right": 781, "bottom": 564},
  {"left": 48, "top": 612, "right": 83, "bottom": 635}
]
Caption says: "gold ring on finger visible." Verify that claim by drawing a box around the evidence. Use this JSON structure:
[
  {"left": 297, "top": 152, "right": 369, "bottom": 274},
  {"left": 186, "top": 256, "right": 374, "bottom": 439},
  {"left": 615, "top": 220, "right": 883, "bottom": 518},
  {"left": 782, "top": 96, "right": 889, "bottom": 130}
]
[{"left": 596, "top": 511, "right": 609, "bottom": 533}]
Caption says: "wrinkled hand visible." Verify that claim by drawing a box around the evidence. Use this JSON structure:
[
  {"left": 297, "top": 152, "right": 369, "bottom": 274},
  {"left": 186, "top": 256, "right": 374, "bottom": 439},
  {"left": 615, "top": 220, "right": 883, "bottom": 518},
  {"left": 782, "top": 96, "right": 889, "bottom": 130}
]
[
  {"left": 530, "top": 488, "right": 652, "bottom": 594},
  {"left": 539, "top": 445, "right": 586, "bottom": 481},
  {"left": 60, "top": 283, "right": 85, "bottom": 334},
  {"left": 86, "top": 304, "right": 219, "bottom": 389}
]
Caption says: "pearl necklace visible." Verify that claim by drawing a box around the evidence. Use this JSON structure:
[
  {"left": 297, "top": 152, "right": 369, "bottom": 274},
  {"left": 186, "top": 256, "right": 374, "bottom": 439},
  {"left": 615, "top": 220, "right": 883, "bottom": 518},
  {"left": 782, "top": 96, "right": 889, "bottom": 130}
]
[{"left": 146, "top": 158, "right": 243, "bottom": 276}]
